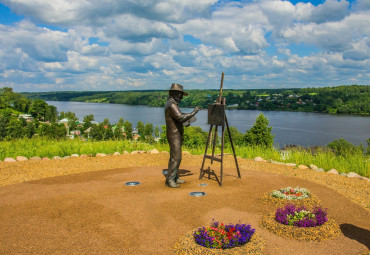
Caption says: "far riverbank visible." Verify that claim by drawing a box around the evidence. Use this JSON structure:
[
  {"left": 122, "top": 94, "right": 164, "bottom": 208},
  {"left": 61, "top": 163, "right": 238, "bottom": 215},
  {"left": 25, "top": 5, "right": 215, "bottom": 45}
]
[{"left": 47, "top": 101, "right": 370, "bottom": 147}]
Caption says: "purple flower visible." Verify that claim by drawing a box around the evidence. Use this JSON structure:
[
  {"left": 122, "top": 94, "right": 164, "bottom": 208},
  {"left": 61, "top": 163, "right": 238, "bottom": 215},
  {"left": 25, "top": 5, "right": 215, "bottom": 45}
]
[
  {"left": 275, "top": 203, "right": 328, "bottom": 228},
  {"left": 193, "top": 220, "right": 255, "bottom": 249}
]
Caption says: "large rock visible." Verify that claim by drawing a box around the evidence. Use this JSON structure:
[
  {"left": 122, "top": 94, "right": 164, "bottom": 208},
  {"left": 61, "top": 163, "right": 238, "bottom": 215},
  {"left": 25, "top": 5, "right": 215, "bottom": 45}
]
[
  {"left": 71, "top": 154, "right": 79, "bottom": 157},
  {"left": 113, "top": 152, "right": 121, "bottom": 156},
  {"left": 315, "top": 168, "right": 325, "bottom": 172},
  {"left": 63, "top": 156, "right": 71, "bottom": 159},
  {"left": 123, "top": 150, "right": 129, "bottom": 154},
  {"left": 52, "top": 156, "right": 62, "bottom": 160},
  {"left": 310, "top": 164, "right": 318, "bottom": 170},
  {"left": 347, "top": 172, "right": 362, "bottom": 179},
  {"left": 286, "top": 163, "right": 297, "bottom": 167},
  {"left": 131, "top": 151, "right": 139, "bottom": 154},
  {"left": 254, "top": 157, "right": 264, "bottom": 162},
  {"left": 29, "top": 156, "right": 41, "bottom": 161},
  {"left": 42, "top": 157, "right": 50, "bottom": 160},
  {"left": 16, "top": 156, "right": 28, "bottom": 162},
  {"left": 149, "top": 149, "right": 159, "bottom": 154},
  {"left": 96, "top": 153, "right": 106, "bottom": 157},
  {"left": 298, "top": 164, "right": 309, "bottom": 170},
  {"left": 271, "top": 160, "right": 285, "bottom": 165},
  {"left": 327, "top": 169, "right": 339, "bottom": 175},
  {"left": 4, "top": 157, "right": 16, "bottom": 162}
]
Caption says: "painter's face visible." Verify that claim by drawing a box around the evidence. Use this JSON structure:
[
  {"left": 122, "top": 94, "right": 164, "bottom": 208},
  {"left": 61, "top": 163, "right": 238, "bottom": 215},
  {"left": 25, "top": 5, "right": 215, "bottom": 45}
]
[{"left": 173, "top": 91, "right": 183, "bottom": 103}]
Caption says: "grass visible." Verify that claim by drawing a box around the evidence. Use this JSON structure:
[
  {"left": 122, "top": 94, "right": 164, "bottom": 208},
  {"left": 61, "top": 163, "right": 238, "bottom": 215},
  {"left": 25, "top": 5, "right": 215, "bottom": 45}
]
[{"left": 0, "top": 138, "right": 368, "bottom": 178}]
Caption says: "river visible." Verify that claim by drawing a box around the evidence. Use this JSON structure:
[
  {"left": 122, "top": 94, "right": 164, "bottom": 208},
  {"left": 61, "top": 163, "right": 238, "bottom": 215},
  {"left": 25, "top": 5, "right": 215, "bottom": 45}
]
[{"left": 46, "top": 101, "right": 370, "bottom": 147}]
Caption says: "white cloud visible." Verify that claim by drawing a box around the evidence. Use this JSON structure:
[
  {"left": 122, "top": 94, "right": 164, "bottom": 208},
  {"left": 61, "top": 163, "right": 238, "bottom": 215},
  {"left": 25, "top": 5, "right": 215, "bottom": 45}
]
[{"left": 0, "top": 0, "right": 369, "bottom": 91}]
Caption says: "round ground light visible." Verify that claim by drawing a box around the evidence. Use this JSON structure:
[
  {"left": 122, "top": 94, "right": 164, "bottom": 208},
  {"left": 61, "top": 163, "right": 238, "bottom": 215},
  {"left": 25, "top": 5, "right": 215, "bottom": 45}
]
[
  {"left": 199, "top": 183, "right": 208, "bottom": 187},
  {"left": 162, "top": 170, "right": 168, "bottom": 175},
  {"left": 125, "top": 181, "right": 141, "bottom": 186},
  {"left": 189, "top": 191, "right": 206, "bottom": 197}
]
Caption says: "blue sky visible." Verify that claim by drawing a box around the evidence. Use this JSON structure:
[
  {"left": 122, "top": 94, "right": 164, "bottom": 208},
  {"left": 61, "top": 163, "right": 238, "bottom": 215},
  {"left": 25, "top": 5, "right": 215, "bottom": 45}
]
[{"left": 0, "top": 0, "right": 369, "bottom": 91}]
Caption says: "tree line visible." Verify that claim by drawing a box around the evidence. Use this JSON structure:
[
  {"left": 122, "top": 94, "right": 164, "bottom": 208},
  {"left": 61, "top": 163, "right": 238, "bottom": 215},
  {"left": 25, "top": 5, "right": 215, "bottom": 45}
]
[
  {"left": 1, "top": 87, "right": 276, "bottom": 147},
  {"left": 2, "top": 86, "right": 369, "bottom": 157},
  {"left": 22, "top": 85, "right": 370, "bottom": 115}
]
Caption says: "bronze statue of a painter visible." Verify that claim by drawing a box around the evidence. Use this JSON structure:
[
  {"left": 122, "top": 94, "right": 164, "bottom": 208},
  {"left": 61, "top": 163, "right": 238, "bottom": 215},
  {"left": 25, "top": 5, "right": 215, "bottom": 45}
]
[{"left": 165, "top": 83, "right": 199, "bottom": 188}]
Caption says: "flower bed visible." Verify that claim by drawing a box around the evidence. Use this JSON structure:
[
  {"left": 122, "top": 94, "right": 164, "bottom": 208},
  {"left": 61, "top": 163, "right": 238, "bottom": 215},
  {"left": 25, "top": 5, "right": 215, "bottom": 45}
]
[
  {"left": 260, "top": 203, "right": 340, "bottom": 241},
  {"left": 271, "top": 187, "right": 310, "bottom": 200},
  {"left": 173, "top": 221, "right": 265, "bottom": 254},
  {"left": 275, "top": 203, "right": 327, "bottom": 227},
  {"left": 261, "top": 186, "right": 321, "bottom": 207},
  {"left": 193, "top": 221, "right": 255, "bottom": 249}
]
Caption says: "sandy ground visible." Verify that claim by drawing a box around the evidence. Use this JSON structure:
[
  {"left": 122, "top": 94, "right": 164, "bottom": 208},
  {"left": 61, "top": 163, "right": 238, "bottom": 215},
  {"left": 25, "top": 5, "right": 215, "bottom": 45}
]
[{"left": 0, "top": 153, "right": 369, "bottom": 254}]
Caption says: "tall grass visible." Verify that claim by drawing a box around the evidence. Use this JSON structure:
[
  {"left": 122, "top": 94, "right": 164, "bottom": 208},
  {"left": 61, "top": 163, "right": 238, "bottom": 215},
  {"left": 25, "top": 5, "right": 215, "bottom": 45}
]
[
  {"left": 0, "top": 138, "right": 368, "bottom": 177},
  {"left": 0, "top": 137, "right": 169, "bottom": 159}
]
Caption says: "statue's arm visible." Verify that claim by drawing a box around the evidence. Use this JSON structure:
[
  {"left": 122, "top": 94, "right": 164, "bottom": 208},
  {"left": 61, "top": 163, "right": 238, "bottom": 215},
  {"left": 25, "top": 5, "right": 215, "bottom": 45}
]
[{"left": 169, "top": 103, "right": 198, "bottom": 123}]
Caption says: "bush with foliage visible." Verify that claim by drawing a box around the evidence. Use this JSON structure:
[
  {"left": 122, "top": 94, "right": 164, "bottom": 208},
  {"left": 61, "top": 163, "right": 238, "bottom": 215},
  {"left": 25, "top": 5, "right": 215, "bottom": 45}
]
[
  {"left": 244, "top": 113, "right": 274, "bottom": 148},
  {"left": 328, "top": 138, "right": 364, "bottom": 156}
]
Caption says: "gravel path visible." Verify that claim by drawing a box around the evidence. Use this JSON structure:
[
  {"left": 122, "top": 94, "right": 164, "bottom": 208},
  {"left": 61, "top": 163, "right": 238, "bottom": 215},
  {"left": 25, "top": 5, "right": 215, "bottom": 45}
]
[{"left": 0, "top": 153, "right": 369, "bottom": 254}]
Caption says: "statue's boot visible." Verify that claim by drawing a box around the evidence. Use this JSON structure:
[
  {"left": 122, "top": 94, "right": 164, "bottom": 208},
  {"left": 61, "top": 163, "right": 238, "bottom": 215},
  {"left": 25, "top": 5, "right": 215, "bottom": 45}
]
[
  {"left": 166, "top": 168, "right": 180, "bottom": 188},
  {"left": 176, "top": 179, "right": 186, "bottom": 184}
]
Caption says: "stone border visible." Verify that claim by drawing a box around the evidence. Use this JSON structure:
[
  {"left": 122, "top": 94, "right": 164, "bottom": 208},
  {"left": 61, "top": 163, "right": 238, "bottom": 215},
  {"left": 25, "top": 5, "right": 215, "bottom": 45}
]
[
  {"left": 0, "top": 150, "right": 194, "bottom": 163},
  {"left": 260, "top": 192, "right": 322, "bottom": 207},
  {"left": 259, "top": 212, "right": 341, "bottom": 242},
  {"left": 173, "top": 229, "right": 265, "bottom": 255},
  {"left": 1, "top": 153, "right": 368, "bottom": 182},
  {"left": 253, "top": 157, "right": 369, "bottom": 181}
]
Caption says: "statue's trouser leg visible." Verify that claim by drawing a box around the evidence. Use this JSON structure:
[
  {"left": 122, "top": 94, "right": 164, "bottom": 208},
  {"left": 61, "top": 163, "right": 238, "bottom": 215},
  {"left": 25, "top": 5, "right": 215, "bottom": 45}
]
[{"left": 167, "top": 139, "right": 182, "bottom": 184}]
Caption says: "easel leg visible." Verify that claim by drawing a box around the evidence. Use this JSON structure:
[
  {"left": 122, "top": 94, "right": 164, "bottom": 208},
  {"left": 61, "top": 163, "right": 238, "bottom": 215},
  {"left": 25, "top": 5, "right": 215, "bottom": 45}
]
[
  {"left": 211, "top": 126, "right": 218, "bottom": 164},
  {"left": 200, "top": 125, "right": 213, "bottom": 180},
  {"left": 220, "top": 124, "right": 225, "bottom": 186},
  {"left": 225, "top": 116, "right": 241, "bottom": 178}
]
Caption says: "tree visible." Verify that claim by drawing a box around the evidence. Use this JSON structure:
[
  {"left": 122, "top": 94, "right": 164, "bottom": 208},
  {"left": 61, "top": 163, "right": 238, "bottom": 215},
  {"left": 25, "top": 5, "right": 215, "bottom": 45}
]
[
  {"left": 113, "top": 122, "right": 124, "bottom": 140},
  {"left": 154, "top": 125, "right": 160, "bottom": 138},
  {"left": 136, "top": 121, "right": 145, "bottom": 136},
  {"left": 82, "top": 114, "right": 94, "bottom": 133},
  {"left": 29, "top": 99, "right": 48, "bottom": 121},
  {"left": 45, "top": 105, "right": 58, "bottom": 122},
  {"left": 6, "top": 118, "right": 24, "bottom": 139},
  {"left": 144, "top": 123, "right": 153, "bottom": 137},
  {"left": 244, "top": 113, "right": 274, "bottom": 147},
  {"left": 123, "top": 120, "right": 133, "bottom": 140},
  {"left": 101, "top": 118, "right": 113, "bottom": 140}
]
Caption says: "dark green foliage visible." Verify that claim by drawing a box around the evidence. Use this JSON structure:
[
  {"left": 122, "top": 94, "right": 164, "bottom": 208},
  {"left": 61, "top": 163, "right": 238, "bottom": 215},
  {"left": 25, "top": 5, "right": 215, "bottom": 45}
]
[
  {"left": 244, "top": 113, "right": 274, "bottom": 148},
  {"left": 327, "top": 138, "right": 364, "bottom": 156},
  {"left": 159, "top": 125, "right": 208, "bottom": 147},
  {"left": 183, "top": 126, "right": 208, "bottom": 147},
  {"left": 21, "top": 85, "right": 370, "bottom": 115},
  {"left": 123, "top": 120, "right": 133, "bottom": 140},
  {"left": 154, "top": 125, "right": 160, "bottom": 138},
  {"left": 38, "top": 123, "right": 66, "bottom": 139},
  {"left": 225, "top": 126, "right": 244, "bottom": 146}
]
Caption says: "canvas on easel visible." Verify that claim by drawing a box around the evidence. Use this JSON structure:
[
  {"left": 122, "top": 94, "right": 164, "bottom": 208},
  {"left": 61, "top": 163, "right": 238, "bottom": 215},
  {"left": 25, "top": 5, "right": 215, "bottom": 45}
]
[{"left": 199, "top": 72, "right": 241, "bottom": 186}]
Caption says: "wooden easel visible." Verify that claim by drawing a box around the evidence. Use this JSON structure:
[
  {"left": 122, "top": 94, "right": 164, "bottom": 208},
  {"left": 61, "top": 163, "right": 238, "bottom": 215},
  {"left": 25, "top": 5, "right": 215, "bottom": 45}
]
[{"left": 199, "top": 72, "right": 241, "bottom": 186}]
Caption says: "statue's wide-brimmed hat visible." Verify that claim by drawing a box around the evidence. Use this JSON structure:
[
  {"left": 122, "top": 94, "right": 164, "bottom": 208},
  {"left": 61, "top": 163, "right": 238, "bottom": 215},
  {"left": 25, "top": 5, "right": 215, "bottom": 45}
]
[{"left": 168, "top": 83, "right": 188, "bottom": 96}]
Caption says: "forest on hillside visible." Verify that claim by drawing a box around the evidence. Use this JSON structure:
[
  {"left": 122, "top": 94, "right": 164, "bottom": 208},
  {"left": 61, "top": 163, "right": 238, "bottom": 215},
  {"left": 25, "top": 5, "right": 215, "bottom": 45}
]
[{"left": 21, "top": 85, "right": 370, "bottom": 115}]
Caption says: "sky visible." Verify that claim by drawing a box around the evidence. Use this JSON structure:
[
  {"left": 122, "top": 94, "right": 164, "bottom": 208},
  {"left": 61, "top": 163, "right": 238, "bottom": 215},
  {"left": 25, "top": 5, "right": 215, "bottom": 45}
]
[{"left": 0, "top": 0, "right": 369, "bottom": 92}]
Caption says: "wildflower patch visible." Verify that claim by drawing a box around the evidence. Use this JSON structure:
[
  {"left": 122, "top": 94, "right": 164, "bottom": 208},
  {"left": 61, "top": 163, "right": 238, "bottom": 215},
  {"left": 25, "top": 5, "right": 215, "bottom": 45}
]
[
  {"left": 174, "top": 221, "right": 265, "bottom": 254},
  {"left": 260, "top": 203, "right": 340, "bottom": 241}
]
